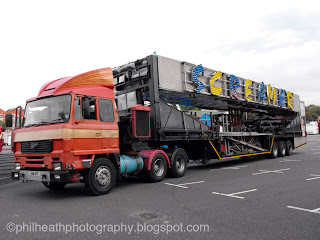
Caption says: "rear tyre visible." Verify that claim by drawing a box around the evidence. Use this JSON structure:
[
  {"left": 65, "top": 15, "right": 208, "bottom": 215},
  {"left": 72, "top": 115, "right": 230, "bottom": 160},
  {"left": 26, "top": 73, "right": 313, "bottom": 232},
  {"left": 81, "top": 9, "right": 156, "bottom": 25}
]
[
  {"left": 278, "top": 141, "right": 286, "bottom": 157},
  {"left": 84, "top": 158, "right": 116, "bottom": 196},
  {"left": 267, "top": 141, "right": 278, "bottom": 159},
  {"left": 285, "top": 140, "right": 293, "bottom": 156},
  {"left": 168, "top": 149, "right": 187, "bottom": 178},
  {"left": 147, "top": 153, "right": 168, "bottom": 182},
  {"left": 42, "top": 182, "right": 67, "bottom": 190}
]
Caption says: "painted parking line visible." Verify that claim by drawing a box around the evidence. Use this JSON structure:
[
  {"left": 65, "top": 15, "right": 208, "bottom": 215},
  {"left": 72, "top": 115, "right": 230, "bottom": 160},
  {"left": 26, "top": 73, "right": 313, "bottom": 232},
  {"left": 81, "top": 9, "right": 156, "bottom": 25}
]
[
  {"left": 306, "top": 174, "right": 320, "bottom": 181},
  {"left": 252, "top": 168, "right": 290, "bottom": 175},
  {"left": 210, "top": 165, "right": 248, "bottom": 171},
  {"left": 0, "top": 177, "right": 11, "bottom": 181},
  {"left": 279, "top": 159, "right": 302, "bottom": 163},
  {"left": 287, "top": 206, "right": 320, "bottom": 214},
  {"left": 212, "top": 189, "right": 257, "bottom": 199},
  {"left": 164, "top": 181, "right": 205, "bottom": 189}
]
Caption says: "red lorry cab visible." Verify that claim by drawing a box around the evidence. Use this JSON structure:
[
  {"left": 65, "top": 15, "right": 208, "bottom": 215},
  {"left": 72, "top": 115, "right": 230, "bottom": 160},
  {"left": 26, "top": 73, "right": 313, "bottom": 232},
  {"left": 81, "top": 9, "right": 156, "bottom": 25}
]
[{"left": 13, "top": 68, "right": 119, "bottom": 182}]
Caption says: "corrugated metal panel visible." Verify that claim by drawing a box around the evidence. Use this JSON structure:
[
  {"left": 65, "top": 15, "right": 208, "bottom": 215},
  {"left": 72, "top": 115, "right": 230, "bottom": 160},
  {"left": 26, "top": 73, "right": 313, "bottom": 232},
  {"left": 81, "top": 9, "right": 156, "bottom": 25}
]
[{"left": 158, "top": 56, "right": 183, "bottom": 91}]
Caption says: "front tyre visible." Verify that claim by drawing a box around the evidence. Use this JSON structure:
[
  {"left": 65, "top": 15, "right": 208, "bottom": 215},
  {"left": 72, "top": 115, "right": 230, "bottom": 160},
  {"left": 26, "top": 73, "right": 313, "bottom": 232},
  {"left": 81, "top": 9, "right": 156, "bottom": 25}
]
[
  {"left": 42, "top": 182, "right": 67, "bottom": 190},
  {"left": 147, "top": 153, "right": 168, "bottom": 182},
  {"left": 84, "top": 158, "right": 116, "bottom": 196}
]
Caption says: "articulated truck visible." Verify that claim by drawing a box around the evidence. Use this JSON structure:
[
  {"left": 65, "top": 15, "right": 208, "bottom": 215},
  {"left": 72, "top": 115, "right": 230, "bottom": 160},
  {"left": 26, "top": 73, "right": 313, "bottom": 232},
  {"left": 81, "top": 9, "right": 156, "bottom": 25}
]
[{"left": 7, "top": 55, "right": 307, "bottom": 195}]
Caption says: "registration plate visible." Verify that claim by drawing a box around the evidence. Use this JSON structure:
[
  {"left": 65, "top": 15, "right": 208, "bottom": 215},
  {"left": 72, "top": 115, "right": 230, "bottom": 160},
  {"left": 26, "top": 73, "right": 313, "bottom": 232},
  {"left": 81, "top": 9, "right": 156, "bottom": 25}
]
[{"left": 29, "top": 171, "right": 40, "bottom": 176}]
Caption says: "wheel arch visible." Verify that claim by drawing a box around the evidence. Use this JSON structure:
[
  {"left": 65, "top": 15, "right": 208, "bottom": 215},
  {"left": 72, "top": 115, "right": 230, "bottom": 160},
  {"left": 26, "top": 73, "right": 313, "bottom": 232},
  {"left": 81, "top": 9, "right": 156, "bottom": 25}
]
[
  {"left": 138, "top": 150, "right": 170, "bottom": 170},
  {"left": 93, "top": 153, "right": 121, "bottom": 180}
]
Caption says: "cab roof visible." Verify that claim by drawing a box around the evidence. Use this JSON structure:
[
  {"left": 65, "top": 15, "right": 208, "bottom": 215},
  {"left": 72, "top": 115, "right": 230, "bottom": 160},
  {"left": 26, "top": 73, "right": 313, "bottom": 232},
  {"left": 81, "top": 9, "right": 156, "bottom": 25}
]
[{"left": 37, "top": 68, "right": 114, "bottom": 98}]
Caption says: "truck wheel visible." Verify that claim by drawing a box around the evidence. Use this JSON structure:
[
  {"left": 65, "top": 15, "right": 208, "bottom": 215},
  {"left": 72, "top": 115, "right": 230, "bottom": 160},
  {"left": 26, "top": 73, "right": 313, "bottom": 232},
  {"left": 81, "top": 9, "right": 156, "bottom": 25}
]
[
  {"left": 278, "top": 141, "right": 286, "bottom": 157},
  {"left": 285, "top": 140, "right": 293, "bottom": 156},
  {"left": 147, "top": 153, "right": 168, "bottom": 182},
  {"left": 168, "top": 149, "right": 187, "bottom": 178},
  {"left": 42, "top": 182, "right": 67, "bottom": 190},
  {"left": 267, "top": 141, "right": 278, "bottom": 159},
  {"left": 84, "top": 158, "right": 116, "bottom": 196}
]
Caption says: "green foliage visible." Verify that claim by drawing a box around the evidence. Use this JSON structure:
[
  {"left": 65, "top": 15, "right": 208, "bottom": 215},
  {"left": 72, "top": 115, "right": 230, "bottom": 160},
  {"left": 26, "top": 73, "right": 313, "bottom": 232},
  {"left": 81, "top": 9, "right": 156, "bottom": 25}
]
[
  {"left": 306, "top": 105, "right": 320, "bottom": 121},
  {"left": 0, "top": 120, "right": 6, "bottom": 132},
  {"left": 179, "top": 105, "right": 201, "bottom": 111}
]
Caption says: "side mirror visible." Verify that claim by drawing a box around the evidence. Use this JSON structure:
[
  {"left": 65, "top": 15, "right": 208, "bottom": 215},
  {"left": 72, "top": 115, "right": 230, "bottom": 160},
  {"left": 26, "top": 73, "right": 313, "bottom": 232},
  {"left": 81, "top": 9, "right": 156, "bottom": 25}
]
[{"left": 5, "top": 114, "right": 13, "bottom": 128}]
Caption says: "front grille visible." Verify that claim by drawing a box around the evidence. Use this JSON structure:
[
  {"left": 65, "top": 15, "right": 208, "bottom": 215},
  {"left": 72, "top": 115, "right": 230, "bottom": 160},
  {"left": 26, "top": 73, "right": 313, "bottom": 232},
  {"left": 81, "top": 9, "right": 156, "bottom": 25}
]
[
  {"left": 21, "top": 140, "right": 53, "bottom": 154},
  {"left": 26, "top": 161, "right": 44, "bottom": 164}
]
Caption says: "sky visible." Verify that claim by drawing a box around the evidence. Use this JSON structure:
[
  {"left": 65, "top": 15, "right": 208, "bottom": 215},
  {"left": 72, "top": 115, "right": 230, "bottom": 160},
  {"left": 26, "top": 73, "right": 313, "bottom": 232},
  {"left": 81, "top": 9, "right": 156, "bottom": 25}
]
[{"left": 0, "top": 0, "right": 319, "bottom": 111}]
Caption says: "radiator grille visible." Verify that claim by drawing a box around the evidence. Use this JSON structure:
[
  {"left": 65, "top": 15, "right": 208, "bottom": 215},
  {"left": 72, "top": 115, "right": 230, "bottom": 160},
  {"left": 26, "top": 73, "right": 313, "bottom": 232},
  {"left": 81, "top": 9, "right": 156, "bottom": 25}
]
[{"left": 21, "top": 140, "right": 53, "bottom": 154}]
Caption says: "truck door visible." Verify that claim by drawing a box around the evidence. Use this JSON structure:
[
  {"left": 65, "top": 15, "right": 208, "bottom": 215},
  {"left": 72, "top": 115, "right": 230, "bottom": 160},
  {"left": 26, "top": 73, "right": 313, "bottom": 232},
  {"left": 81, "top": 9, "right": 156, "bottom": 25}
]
[
  {"left": 73, "top": 96, "right": 103, "bottom": 155},
  {"left": 97, "top": 98, "right": 119, "bottom": 152}
]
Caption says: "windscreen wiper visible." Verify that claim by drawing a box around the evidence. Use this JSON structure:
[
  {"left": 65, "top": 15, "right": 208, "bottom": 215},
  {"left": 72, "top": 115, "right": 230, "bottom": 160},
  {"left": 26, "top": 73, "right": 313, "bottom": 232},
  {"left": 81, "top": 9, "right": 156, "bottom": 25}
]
[{"left": 24, "top": 119, "right": 63, "bottom": 127}]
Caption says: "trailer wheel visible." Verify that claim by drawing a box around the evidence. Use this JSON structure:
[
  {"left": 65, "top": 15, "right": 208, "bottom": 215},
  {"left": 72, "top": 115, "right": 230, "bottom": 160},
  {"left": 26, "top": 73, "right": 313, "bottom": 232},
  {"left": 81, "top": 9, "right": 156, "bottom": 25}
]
[
  {"left": 147, "top": 153, "right": 168, "bottom": 182},
  {"left": 168, "top": 149, "right": 187, "bottom": 178},
  {"left": 42, "top": 182, "right": 67, "bottom": 190},
  {"left": 278, "top": 141, "right": 286, "bottom": 157},
  {"left": 267, "top": 141, "right": 278, "bottom": 159},
  {"left": 84, "top": 158, "right": 116, "bottom": 196},
  {"left": 285, "top": 140, "right": 293, "bottom": 156}
]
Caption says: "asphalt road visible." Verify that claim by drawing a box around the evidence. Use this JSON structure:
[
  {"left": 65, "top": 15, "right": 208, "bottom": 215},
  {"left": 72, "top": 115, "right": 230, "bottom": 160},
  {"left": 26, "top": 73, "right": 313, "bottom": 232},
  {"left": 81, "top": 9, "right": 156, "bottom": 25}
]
[
  {"left": 0, "top": 146, "right": 14, "bottom": 186},
  {"left": 0, "top": 135, "right": 319, "bottom": 240}
]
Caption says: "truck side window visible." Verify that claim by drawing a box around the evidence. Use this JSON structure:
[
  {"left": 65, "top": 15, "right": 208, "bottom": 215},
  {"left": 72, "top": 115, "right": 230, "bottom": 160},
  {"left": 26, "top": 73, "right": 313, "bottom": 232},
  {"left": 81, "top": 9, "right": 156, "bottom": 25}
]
[
  {"left": 74, "top": 97, "right": 81, "bottom": 120},
  {"left": 99, "top": 99, "right": 115, "bottom": 122},
  {"left": 82, "top": 97, "right": 96, "bottom": 120}
]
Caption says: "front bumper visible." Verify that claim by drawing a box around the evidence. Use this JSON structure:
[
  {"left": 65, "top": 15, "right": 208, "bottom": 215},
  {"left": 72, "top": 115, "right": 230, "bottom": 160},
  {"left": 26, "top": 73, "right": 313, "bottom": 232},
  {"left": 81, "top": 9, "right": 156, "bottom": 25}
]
[{"left": 11, "top": 170, "right": 70, "bottom": 183}]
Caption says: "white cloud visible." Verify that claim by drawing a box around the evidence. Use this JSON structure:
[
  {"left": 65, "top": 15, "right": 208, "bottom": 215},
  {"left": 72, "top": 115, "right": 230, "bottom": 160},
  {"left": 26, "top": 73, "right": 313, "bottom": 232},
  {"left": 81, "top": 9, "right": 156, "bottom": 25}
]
[{"left": 0, "top": 0, "right": 319, "bottom": 111}]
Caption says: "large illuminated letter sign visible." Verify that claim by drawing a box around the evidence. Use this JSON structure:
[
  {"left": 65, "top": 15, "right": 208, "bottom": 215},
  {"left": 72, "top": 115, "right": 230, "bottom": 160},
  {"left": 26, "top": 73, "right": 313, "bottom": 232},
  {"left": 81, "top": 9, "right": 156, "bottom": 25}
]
[
  {"left": 279, "top": 89, "right": 285, "bottom": 107},
  {"left": 192, "top": 65, "right": 204, "bottom": 93},
  {"left": 245, "top": 80, "right": 252, "bottom": 101},
  {"left": 287, "top": 91, "right": 293, "bottom": 109},
  {"left": 229, "top": 75, "right": 240, "bottom": 99},
  {"left": 210, "top": 71, "right": 223, "bottom": 95},
  {"left": 258, "top": 82, "right": 265, "bottom": 102},
  {"left": 267, "top": 84, "right": 277, "bottom": 105}
]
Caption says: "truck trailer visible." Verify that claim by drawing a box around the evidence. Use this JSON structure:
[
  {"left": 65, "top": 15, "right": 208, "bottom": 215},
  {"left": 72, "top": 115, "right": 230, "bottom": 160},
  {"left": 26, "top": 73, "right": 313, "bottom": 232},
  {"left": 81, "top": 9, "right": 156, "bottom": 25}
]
[{"left": 7, "top": 55, "right": 307, "bottom": 195}]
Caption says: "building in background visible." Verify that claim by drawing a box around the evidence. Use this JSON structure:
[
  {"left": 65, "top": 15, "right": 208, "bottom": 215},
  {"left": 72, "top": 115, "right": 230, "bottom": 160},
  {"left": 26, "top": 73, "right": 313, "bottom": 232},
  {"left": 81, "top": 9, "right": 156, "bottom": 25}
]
[
  {"left": 0, "top": 108, "right": 6, "bottom": 122},
  {"left": 0, "top": 107, "right": 24, "bottom": 145}
]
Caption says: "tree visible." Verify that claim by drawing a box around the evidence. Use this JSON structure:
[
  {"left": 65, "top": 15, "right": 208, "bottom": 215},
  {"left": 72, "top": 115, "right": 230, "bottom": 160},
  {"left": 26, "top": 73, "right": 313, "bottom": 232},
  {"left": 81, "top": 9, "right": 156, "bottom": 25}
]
[
  {"left": 306, "top": 105, "right": 320, "bottom": 122},
  {"left": 0, "top": 120, "right": 6, "bottom": 132},
  {"left": 179, "top": 105, "right": 201, "bottom": 111}
]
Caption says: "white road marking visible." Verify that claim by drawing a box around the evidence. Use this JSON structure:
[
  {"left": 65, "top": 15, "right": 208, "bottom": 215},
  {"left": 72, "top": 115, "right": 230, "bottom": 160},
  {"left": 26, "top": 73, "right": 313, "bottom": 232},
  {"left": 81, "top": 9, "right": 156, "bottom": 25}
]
[
  {"left": 210, "top": 165, "right": 248, "bottom": 171},
  {"left": 164, "top": 181, "right": 205, "bottom": 189},
  {"left": 279, "top": 159, "right": 302, "bottom": 162},
  {"left": 164, "top": 183, "right": 188, "bottom": 189},
  {"left": 312, "top": 152, "right": 320, "bottom": 155},
  {"left": 0, "top": 177, "right": 10, "bottom": 181},
  {"left": 306, "top": 174, "right": 320, "bottom": 181},
  {"left": 287, "top": 206, "right": 320, "bottom": 214},
  {"left": 178, "top": 181, "right": 205, "bottom": 186},
  {"left": 252, "top": 168, "right": 290, "bottom": 175},
  {"left": 212, "top": 189, "right": 257, "bottom": 199}
]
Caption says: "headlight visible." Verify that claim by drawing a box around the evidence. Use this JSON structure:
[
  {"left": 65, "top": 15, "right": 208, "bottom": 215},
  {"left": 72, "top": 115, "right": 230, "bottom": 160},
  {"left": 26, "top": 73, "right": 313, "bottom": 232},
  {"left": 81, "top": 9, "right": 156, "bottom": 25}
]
[
  {"left": 14, "top": 162, "right": 21, "bottom": 170},
  {"left": 53, "top": 162, "right": 62, "bottom": 171}
]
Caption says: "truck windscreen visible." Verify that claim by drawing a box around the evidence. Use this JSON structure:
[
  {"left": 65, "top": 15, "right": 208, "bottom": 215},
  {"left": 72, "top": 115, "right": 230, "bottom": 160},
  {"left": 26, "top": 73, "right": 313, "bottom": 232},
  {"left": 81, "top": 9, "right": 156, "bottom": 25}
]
[{"left": 23, "top": 94, "right": 72, "bottom": 127}]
